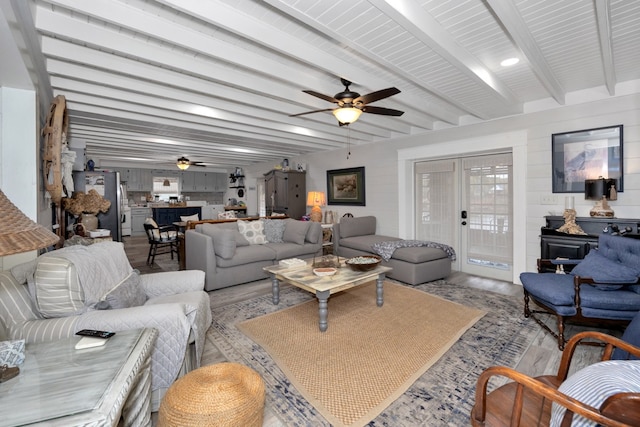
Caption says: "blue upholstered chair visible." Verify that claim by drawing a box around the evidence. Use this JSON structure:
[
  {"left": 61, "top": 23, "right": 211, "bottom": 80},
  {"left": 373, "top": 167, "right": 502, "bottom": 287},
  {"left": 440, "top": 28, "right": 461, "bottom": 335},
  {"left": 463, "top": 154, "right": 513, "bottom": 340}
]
[{"left": 520, "top": 233, "right": 640, "bottom": 349}]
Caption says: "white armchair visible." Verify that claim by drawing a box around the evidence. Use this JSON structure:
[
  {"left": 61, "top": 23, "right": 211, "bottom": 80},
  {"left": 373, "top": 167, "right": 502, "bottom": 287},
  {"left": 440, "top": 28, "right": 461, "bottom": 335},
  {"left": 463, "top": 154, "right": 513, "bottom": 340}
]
[{"left": 0, "top": 241, "right": 212, "bottom": 411}]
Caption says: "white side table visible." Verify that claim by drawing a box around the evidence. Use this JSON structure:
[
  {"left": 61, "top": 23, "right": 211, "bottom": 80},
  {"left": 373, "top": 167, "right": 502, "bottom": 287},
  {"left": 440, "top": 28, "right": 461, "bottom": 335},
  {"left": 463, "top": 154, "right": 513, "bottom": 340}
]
[{"left": 0, "top": 328, "right": 157, "bottom": 427}]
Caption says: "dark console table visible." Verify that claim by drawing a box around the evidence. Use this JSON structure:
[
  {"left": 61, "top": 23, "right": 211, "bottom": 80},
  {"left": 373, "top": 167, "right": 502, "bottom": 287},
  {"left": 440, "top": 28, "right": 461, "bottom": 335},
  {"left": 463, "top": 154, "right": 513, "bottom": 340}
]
[{"left": 541, "top": 216, "right": 640, "bottom": 265}]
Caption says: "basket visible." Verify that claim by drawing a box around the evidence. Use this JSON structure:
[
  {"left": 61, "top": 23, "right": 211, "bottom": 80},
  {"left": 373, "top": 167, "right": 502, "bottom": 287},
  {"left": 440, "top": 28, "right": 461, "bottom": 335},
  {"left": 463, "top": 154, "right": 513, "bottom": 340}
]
[
  {"left": 345, "top": 255, "right": 382, "bottom": 271},
  {"left": 158, "top": 362, "right": 265, "bottom": 427}
]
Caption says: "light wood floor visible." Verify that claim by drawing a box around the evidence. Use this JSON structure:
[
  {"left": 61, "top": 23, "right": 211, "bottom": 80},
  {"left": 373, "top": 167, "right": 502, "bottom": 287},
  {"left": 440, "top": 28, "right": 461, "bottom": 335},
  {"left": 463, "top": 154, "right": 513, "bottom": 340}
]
[{"left": 122, "top": 236, "right": 611, "bottom": 426}]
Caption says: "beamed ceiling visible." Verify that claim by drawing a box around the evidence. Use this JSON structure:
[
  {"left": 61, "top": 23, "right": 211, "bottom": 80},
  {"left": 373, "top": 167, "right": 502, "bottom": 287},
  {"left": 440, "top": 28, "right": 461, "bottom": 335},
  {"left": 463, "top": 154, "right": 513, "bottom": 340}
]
[{"left": 2, "top": 0, "right": 640, "bottom": 171}]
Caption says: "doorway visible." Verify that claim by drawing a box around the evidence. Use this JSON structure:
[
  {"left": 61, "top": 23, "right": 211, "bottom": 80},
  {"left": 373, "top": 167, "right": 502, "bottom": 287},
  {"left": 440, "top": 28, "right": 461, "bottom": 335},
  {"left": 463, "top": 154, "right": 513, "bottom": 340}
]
[{"left": 414, "top": 153, "right": 513, "bottom": 281}]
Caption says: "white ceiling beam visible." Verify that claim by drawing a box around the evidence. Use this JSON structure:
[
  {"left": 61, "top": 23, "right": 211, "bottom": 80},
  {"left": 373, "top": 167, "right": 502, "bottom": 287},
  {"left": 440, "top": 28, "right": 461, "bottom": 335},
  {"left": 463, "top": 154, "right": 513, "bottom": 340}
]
[
  {"left": 594, "top": 0, "right": 616, "bottom": 96},
  {"left": 264, "top": 0, "right": 485, "bottom": 120},
  {"left": 154, "top": 0, "right": 456, "bottom": 124},
  {"left": 369, "top": 0, "right": 521, "bottom": 109},
  {"left": 46, "top": 59, "right": 395, "bottom": 139},
  {"left": 39, "top": 1, "right": 421, "bottom": 133},
  {"left": 485, "top": 0, "right": 566, "bottom": 104},
  {"left": 50, "top": 76, "right": 369, "bottom": 143},
  {"left": 59, "top": 93, "right": 352, "bottom": 149}
]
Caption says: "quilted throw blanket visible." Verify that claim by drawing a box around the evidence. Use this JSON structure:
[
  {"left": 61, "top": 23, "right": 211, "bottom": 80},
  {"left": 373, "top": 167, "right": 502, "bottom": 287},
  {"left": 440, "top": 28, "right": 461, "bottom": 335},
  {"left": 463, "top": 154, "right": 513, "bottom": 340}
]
[{"left": 372, "top": 240, "right": 457, "bottom": 262}]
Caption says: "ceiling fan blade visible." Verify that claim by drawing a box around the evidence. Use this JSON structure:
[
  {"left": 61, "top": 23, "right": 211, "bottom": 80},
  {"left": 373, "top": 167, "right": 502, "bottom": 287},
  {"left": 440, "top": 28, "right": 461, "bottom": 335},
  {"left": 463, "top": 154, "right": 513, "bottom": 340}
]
[
  {"left": 289, "top": 108, "right": 334, "bottom": 117},
  {"left": 354, "top": 87, "right": 400, "bottom": 105},
  {"left": 303, "top": 90, "right": 340, "bottom": 104},
  {"left": 361, "top": 105, "right": 405, "bottom": 116}
]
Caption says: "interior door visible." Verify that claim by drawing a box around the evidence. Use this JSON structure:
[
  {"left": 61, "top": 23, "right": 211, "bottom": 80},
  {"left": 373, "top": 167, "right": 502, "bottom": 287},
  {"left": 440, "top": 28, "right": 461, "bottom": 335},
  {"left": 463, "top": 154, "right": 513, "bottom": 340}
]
[{"left": 415, "top": 153, "right": 513, "bottom": 281}]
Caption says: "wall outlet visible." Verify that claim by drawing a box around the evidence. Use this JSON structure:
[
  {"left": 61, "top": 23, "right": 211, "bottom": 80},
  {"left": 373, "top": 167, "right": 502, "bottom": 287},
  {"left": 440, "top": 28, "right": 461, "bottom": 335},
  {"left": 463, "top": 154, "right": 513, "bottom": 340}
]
[{"left": 540, "top": 195, "right": 558, "bottom": 205}]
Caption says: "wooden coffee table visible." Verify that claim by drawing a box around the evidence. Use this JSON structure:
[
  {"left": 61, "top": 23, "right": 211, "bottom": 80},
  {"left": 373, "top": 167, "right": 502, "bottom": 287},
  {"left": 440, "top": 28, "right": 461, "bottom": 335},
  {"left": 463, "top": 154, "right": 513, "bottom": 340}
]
[{"left": 264, "top": 259, "right": 392, "bottom": 332}]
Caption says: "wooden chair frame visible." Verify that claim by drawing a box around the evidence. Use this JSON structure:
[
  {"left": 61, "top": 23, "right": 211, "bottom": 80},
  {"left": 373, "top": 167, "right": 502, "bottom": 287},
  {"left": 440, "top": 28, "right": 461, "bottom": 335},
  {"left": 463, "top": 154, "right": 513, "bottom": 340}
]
[
  {"left": 471, "top": 331, "right": 640, "bottom": 427},
  {"left": 144, "top": 223, "right": 179, "bottom": 266},
  {"left": 524, "top": 259, "right": 632, "bottom": 350}
]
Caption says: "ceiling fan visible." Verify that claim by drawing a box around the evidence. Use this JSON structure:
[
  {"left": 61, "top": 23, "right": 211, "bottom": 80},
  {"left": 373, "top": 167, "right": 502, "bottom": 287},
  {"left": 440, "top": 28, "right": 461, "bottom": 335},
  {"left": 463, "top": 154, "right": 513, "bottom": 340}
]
[
  {"left": 176, "top": 156, "right": 206, "bottom": 170},
  {"left": 290, "top": 78, "right": 404, "bottom": 125}
]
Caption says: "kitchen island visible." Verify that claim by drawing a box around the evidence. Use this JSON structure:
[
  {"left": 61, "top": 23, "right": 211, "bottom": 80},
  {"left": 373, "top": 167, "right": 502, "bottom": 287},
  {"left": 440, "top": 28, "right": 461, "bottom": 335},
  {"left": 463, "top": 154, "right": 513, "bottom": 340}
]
[{"left": 152, "top": 206, "right": 202, "bottom": 224}]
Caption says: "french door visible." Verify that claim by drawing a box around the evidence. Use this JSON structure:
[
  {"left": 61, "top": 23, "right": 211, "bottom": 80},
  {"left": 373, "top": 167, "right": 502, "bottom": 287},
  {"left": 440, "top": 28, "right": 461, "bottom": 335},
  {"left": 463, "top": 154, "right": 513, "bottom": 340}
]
[{"left": 414, "top": 153, "right": 513, "bottom": 281}]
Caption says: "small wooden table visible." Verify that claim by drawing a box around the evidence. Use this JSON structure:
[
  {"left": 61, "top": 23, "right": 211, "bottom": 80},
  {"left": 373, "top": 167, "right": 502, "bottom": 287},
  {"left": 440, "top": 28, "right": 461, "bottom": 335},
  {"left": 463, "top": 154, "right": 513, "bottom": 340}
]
[
  {"left": 173, "top": 222, "right": 187, "bottom": 270},
  {"left": 264, "top": 259, "right": 392, "bottom": 332},
  {"left": 0, "top": 328, "right": 157, "bottom": 427}
]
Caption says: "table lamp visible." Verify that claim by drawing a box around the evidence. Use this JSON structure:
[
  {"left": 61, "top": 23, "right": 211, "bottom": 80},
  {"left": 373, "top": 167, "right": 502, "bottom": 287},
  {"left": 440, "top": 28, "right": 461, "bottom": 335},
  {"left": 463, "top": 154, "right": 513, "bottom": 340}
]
[
  {"left": 585, "top": 178, "right": 617, "bottom": 217},
  {"left": 0, "top": 190, "right": 59, "bottom": 256},
  {"left": 307, "top": 191, "right": 326, "bottom": 222}
]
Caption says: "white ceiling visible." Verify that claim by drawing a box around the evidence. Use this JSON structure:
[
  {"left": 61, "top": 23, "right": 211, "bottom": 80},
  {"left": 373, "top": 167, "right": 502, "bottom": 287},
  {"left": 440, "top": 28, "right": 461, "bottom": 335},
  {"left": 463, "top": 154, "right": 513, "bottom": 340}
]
[{"left": 3, "top": 0, "right": 640, "bottom": 171}]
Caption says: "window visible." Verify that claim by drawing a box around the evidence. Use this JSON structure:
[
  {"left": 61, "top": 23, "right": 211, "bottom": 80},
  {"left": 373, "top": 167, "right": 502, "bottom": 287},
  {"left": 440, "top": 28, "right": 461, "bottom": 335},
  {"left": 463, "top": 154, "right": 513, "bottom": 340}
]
[{"left": 153, "top": 177, "right": 179, "bottom": 201}]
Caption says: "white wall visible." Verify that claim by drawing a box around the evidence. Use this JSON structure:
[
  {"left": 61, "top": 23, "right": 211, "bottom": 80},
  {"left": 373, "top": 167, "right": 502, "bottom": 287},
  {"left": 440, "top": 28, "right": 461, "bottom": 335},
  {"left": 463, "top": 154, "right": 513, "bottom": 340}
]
[
  {"left": 0, "top": 87, "right": 41, "bottom": 269},
  {"left": 244, "top": 91, "right": 640, "bottom": 284}
]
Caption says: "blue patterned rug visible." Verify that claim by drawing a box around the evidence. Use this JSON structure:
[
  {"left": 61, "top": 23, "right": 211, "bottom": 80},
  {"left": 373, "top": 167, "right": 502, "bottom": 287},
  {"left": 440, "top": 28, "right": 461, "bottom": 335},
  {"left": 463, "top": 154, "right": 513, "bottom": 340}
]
[{"left": 208, "top": 280, "right": 539, "bottom": 426}]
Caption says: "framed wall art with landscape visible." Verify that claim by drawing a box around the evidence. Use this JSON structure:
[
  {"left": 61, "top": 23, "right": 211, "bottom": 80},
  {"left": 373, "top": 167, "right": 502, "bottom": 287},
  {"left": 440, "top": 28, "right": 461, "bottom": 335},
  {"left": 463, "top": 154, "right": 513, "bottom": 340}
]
[
  {"left": 551, "top": 124, "right": 623, "bottom": 193},
  {"left": 326, "top": 167, "right": 366, "bottom": 206}
]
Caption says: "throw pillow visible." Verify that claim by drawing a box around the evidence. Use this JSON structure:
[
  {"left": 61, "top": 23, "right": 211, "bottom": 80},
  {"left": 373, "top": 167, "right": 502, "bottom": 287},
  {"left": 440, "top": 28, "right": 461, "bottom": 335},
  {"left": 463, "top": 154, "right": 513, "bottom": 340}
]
[
  {"left": 238, "top": 220, "right": 267, "bottom": 245},
  {"left": 218, "top": 211, "right": 236, "bottom": 220},
  {"left": 550, "top": 360, "right": 640, "bottom": 427},
  {"left": 144, "top": 217, "right": 160, "bottom": 239},
  {"left": 180, "top": 213, "right": 199, "bottom": 222},
  {"left": 263, "top": 219, "right": 286, "bottom": 243},
  {"left": 571, "top": 250, "right": 639, "bottom": 288},
  {"left": 29, "top": 256, "right": 85, "bottom": 318},
  {"left": 101, "top": 270, "right": 147, "bottom": 309},
  {"left": 283, "top": 219, "right": 310, "bottom": 245}
]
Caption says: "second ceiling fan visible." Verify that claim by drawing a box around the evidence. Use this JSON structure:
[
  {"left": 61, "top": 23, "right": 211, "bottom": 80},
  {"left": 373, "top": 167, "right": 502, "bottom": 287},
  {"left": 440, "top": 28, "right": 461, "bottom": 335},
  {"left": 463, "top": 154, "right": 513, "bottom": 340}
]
[{"left": 290, "top": 78, "right": 404, "bottom": 125}]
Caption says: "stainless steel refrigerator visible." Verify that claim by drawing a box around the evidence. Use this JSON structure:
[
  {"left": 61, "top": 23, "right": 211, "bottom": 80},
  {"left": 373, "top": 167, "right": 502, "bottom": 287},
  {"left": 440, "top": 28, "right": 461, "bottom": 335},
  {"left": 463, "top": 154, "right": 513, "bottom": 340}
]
[{"left": 72, "top": 171, "right": 123, "bottom": 242}]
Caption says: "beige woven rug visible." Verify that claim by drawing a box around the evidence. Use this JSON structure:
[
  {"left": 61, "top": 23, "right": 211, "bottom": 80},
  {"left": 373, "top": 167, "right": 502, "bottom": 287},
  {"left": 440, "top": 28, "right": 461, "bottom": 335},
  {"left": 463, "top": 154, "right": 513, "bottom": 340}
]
[{"left": 237, "top": 281, "right": 486, "bottom": 427}]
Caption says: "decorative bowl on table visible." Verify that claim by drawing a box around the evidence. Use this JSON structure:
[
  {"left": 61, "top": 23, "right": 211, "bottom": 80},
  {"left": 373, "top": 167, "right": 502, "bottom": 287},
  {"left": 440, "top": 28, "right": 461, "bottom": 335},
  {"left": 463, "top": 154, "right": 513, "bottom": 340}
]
[
  {"left": 313, "top": 267, "right": 337, "bottom": 277},
  {"left": 345, "top": 255, "right": 382, "bottom": 271}
]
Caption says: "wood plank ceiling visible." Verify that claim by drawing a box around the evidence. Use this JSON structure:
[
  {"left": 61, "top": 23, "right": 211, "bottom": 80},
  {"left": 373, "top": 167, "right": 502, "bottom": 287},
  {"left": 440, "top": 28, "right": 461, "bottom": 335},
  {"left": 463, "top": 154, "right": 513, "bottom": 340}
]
[{"left": 5, "top": 0, "right": 640, "bottom": 170}]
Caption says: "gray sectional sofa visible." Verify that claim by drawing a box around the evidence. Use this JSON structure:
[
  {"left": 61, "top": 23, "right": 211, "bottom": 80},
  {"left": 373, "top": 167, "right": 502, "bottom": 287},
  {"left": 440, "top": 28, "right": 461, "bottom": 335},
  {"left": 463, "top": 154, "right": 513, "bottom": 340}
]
[
  {"left": 333, "top": 216, "right": 452, "bottom": 285},
  {"left": 185, "top": 217, "right": 323, "bottom": 291}
]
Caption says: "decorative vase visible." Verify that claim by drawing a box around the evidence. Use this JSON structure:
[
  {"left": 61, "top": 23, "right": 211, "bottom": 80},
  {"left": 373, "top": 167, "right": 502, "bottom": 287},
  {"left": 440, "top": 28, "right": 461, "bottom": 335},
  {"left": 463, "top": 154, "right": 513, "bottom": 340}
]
[{"left": 81, "top": 213, "right": 99, "bottom": 231}]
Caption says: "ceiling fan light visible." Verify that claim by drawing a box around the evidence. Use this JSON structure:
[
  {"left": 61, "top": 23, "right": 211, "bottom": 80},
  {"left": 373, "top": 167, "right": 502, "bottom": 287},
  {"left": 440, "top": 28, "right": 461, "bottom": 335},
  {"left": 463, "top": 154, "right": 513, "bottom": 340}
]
[
  {"left": 177, "top": 157, "right": 190, "bottom": 170},
  {"left": 333, "top": 107, "right": 362, "bottom": 124}
]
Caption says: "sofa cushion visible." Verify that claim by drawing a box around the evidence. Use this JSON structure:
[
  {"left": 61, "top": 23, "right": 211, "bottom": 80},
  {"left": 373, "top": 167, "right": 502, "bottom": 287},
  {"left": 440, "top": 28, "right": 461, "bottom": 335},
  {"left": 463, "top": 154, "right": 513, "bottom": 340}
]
[
  {"left": 339, "top": 216, "right": 376, "bottom": 238},
  {"left": 180, "top": 213, "right": 199, "bottom": 222},
  {"left": 597, "top": 234, "right": 640, "bottom": 274},
  {"left": 612, "top": 310, "right": 640, "bottom": 360},
  {"left": 199, "top": 223, "right": 249, "bottom": 248},
  {"left": 215, "top": 245, "right": 276, "bottom": 267},
  {"left": 218, "top": 211, "right": 236, "bottom": 219},
  {"left": 263, "top": 219, "right": 286, "bottom": 243},
  {"left": 101, "top": 270, "right": 147, "bottom": 309},
  {"left": 283, "top": 219, "right": 310, "bottom": 245},
  {"left": 305, "top": 222, "right": 322, "bottom": 244},
  {"left": 238, "top": 220, "right": 267, "bottom": 245},
  {"left": 391, "top": 246, "right": 449, "bottom": 263},
  {"left": 266, "top": 242, "right": 320, "bottom": 260},
  {"left": 578, "top": 285, "right": 640, "bottom": 311},
  {"left": 571, "top": 250, "right": 639, "bottom": 288},
  {"left": 340, "top": 235, "right": 402, "bottom": 253},
  {"left": 520, "top": 272, "right": 576, "bottom": 306}
]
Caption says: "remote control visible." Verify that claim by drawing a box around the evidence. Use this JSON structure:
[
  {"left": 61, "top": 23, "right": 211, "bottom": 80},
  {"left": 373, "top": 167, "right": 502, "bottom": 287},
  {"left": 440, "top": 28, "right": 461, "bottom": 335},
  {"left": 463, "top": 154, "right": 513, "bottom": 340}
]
[{"left": 75, "top": 329, "right": 115, "bottom": 339}]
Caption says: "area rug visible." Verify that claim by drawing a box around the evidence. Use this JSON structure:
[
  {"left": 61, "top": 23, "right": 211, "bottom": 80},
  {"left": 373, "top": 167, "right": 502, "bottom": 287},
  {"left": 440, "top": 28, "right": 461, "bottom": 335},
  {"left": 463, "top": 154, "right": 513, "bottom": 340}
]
[
  {"left": 208, "top": 279, "right": 541, "bottom": 426},
  {"left": 237, "top": 282, "right": 485, "bottom": 427}
]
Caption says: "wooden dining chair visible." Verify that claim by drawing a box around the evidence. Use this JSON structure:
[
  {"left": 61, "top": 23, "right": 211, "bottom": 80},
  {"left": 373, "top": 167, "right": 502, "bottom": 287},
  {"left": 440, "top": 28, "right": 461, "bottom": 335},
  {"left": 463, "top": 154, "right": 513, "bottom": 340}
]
[
  {"left": 471, "top": 331, "right": 640, "bottom": 427},
  {"left": 143, "top": 222, "right": 179, "bottom": 265}
]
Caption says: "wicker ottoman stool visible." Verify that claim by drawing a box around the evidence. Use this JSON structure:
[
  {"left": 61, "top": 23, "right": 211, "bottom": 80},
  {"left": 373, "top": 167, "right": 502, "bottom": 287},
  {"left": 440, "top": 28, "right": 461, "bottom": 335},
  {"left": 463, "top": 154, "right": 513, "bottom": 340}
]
[{"left": 158, "top": 362, "right": 265, "bottom": 427}]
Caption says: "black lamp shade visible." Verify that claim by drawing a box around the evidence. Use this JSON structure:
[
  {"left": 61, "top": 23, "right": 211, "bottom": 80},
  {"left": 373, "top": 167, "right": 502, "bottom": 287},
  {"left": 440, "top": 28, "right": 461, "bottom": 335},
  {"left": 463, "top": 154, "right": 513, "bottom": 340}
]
[{"left": 585, "top": 178, "right": 617, "bottom": 200}]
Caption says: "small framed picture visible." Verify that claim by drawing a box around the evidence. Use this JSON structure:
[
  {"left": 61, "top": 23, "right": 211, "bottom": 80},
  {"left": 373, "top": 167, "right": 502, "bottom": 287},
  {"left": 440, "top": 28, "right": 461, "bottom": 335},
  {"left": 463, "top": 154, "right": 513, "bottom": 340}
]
[{"left": 326, "top": 167, "right": 365, "bottom": 206}]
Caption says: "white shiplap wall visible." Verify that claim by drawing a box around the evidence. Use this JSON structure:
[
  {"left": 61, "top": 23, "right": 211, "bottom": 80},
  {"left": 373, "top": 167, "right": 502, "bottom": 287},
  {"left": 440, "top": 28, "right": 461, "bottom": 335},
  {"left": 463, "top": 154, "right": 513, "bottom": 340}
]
[{"left": 244, "top": 91, "right": 640, "bottom": 284}]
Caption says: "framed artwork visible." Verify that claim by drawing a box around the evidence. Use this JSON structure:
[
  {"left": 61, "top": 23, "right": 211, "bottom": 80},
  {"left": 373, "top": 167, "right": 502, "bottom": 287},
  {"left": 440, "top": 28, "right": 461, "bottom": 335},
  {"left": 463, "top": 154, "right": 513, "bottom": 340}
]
[
  {"left": 551, "top": 125, "right": 623, "bottom": 193},
  {"left": 326, "top": 167, "right": 366, "bottom": 205}
]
